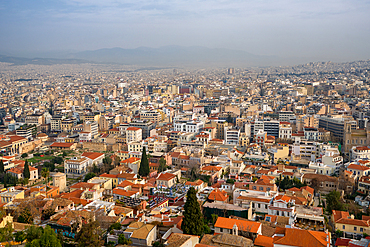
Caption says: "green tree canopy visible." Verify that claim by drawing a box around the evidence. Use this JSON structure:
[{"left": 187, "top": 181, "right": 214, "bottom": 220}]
[
  {"left": 0, "top": 160, "right": 4, "bottom": 174},
  {"left": 84, "top": 172, "right": 96, "bottom": 182},
  {"left": 25, "top": 226, "right": 62, "bottom": 247},
  {"left": 158, "top": 157, "right": 167, "bottom": 172},
  {"left": 181, "top": 187, "right": 204, "bottom": 236},
  {"left": 326, "top": 190, "right": 345, "bottom": 212},
  {"left": 23, "top": 160, "right": 30, "bottom": 179},
  {"left": 138, "top": 147, "right": 150, "bottom": 177}
]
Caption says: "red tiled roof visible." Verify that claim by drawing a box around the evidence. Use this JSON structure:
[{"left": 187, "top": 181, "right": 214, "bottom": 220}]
[
  {"left": 50, "top": 142, "right": 74, "bottom": 147},
  {"left": 82, "top": 152, "right": 104, "bottom": 160},
  {"left": 214, "top": 217, "right": 261, "bottom": 234},
  {"left": 208, "top": 189, "right": 228, "bottom": 202},
  {"left": 157, "top": 173, "right": 176, "bottom": 181}
]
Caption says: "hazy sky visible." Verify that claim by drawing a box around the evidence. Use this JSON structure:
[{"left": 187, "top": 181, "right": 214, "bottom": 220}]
[{"left": 0, "top": 0, "right": 369, "bottom": 61}]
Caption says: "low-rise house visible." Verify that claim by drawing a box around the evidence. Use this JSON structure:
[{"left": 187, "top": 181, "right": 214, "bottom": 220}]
[
  {"left": 0, "top": 187, "right": 24, "bottom": 203},
  {"left": 81, "top": 152, "right": 105, "bottom": 166},
  {"left": 268, "top": 195, "right": 296, "bottom": 225},
  {"left": 301, "top": 173, "right": 338, "bottom": 194},
  {"left": 156, "top": 172, "right": 177, "bottom": 188},
  {"left": 208, "top": 189, "right": 229, "bottom": 203},
  {"left": 124, "top": 222, "right": 157, "bottom": 246},
  {"left": 347, "top": 163, "right": 370, "bottom": 180},
  {"left": 214, "top": 217, "right": 262, "bottom": 241},
  {"left": 64, "top": 157, "right": 89, "bottom": 176},
  {"left": 333, "top": 210, "right": 370, "bottom": 238}
]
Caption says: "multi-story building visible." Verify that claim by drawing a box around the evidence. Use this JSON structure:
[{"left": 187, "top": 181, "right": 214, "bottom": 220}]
[
  {"left": 25, "top": 113, "right": 44, "bottom": 125},
  {"left": 61, "top": 119, "right": 74, "bottom": 134},
  {"left": 224, "top": 127, "right": 240, "bottom": 145},
  {"left": 129, "top": 120, "right": 155, "bottom": 139},
  {"left": 268, "top": 195, "right": 296, "bottom": 225},
  {"left": 139, "top": 110, "right": 162, "bottom": 123},
  {"left": 174, "top": 120, "right": 204, "bottom": 134},
  {"left": 303, "top": 127, "right": 319, "bottom": 141},
  {"left": 64, "top": 157, "right": 89, "bottom": 176},
  {"left": 126, "top": 127, "right": 143, "bottom": 143},
  {"left": 16, "top": 124, "right": 37, "bottom": 140},
  {"left": 279, "top": 122, "right": 292, "bottom": 140},
  {"left": 50, "top": 115, "right": 64, "bottom": 131},
  {"left": 351, "top": 146, "right": 370, "bottom": 161},
  {"left": 319, "top": 116, "right": 356, "bottom": 143},
  {"left": 83, "top": 121, "right": 98, "bottom": 138}
]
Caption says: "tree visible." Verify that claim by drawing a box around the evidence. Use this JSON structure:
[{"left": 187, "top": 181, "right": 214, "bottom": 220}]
[
  {"left": 23, "top": 160, "right": 30, "bottom": 179},
  {"left": 84, "top": 173, "right": 96, "bottom": 182},
  {"left": 118, "top": 234, "right": 132, "bottom": 245},
  {"left": 0, "top": 223, "right": 13, "bottom": 244},
  {"left": 138, "top": 147, "right": 150, "bottom": 177},
  {"left": 21, "top": 153, "right": 28, "bottom": 158},
  {"left": 326, "top": 190, "right": 344, "bottom": 212},
  {"left": 14, "top": 230, "right": 26, "bottom": 243},
  {"left": 18, "top": 208, "right": 33, "bottom": 224},
  {"left": 158, "top": 157, "right": 167, "bottom": 172},
  {"left": 0, "top": 160, "right": 4, "bottom": 174},
  {"left": 108, "top": 222, "right": 122, "bottom": 232},
  {"left": 181, "top": 187, "right": 204, "bottom": 236},
  {"left": 114, "top": 156, "right": 120, "bottom": 167},
  {"left": 226, "top": 114, "right": 233, "bottom": 124},
  {"left": 75, "top": 221, "right": 103, "bottom": 247},
  {"left": 25, "top": 226, "right": 62, "bottom": 247},
  {"left": 25, "top": 226, "right": 43, "bottom": 243},
  {"left": 42, "top": 168, "right": 50, "bottom": 184}
]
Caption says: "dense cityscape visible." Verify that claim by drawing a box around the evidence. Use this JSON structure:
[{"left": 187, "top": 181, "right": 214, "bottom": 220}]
[{"left": 0, "top": 58, "right": 368, "bottom": 246}]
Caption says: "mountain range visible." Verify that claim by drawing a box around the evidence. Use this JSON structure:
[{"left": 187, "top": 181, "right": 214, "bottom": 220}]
[{"left": 0, "top": 46, "right": 309, "bottom": 67}]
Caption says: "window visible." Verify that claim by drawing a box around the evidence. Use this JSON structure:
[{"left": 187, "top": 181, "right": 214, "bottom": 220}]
[
  {"left": 220, "top": 228, "right": 223, "bottom": 232},
  {"left": 343, "top": 225, "right": 345, "bottom": 230},
  {"left": 354, "top": 227, "right": 357, "bottom": 231},
  {"left": 361, "top": 228, "right": 363, "bottom": 232}
]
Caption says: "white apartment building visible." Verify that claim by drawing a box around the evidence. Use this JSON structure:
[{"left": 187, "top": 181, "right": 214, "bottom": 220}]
[
  {"left": 224, "top": 127, "right": 240, "bottom": 145},
  {"left": 279, "top": 122, "right": 292, "bottom": 140},
  {"left": 174, "top": 120, "right": 204, "bottom": 133},
  {"left": 126, "top": 127, "right": 143, "bottom": 143},
  {"left": 351, "top": 146, "right": 370, "bottom": 161},
  {"left": 64, "top": 157, "right": 89, "bottom": 176}
]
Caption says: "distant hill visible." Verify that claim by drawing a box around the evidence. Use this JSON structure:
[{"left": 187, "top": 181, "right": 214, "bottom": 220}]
[
  {"left": 0, "top": 55, "right": 90, "bottom": 66},
  {"left": 0, "top": 46, "right": 309, "bottom": 67},
  {"left": 68, "top": 46, "right": 282, "bottom": 67}
]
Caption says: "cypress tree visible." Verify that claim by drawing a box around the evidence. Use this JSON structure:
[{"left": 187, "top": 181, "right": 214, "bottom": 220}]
[
  {"left": 181, "top": 187, "right": 204, "bottom": 236},
  {"left": 138, "top": 147, "right": 149, "bottom": 177},
  {"left": 23, "top": 160, "right": 30, "bottom": 179},
  {"left": 0, "top": 160, "right": 4, "bottom": 174}
]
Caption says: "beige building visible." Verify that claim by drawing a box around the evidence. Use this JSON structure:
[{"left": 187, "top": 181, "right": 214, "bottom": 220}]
[
  {"left": 0, "top": 187, "right": 24, "bottom": 203},
  {"left": 126, "top": 127, "right": 143, "bottom": 143},
  {"left": 52, "top": 172, "right": 67, "bottom": 192}
]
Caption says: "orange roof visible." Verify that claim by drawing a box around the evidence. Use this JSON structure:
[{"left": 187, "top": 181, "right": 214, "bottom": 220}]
[
  {"left": 201, "top": 166, "right": 222, "bottom": 172},
  {"left": 348, "top": 164, "right": 370, "bottom": 171},
  {"left": 121, "top": 157, "right": 140, "bottom": 163},
  {"left": 50, "top": 142, "right": 74, "bottom": 147},
  {"left": 157, "top": 173, "right": 176, "bottom": 181},
  {"left": 70, "top": 182, "right": 96, "bottom": 190},
  {"left": 355, "top": 146, "right": 370, "bottom": 151},
  {"left": 273, "top": 227, "right": 329, "bottom": 247},
  {"left": 254, "top": 235, "right": 273, "bottom": 247},
  {"left": 100, "top": 173, "right": 118, "bottom": 178},
  {"left": 118, "top": 180, "right": 134, "bottom": 188},
  {"left": 208, "top": 189, "right": 228, "bottom": 202},
  {"left": 301, "top": 186, "right": 314, "bottom": 194},
  {"left": 274, "top": 195, "right": 291, "bottom": 203},
  {"left": 126, "top": 127, "right": 141, "bottom": 131},
  {"left": 332, "top": 210, "right": 350, "bottom": 223},
  {"left": 82, "top": 152, "right": 104, "bottom": 160},
  {"left": 214, "top": 217, "right": 261, "bottom": 234},
  {"left": 113, "top": 188, "right": 138, "bottom": 197}
]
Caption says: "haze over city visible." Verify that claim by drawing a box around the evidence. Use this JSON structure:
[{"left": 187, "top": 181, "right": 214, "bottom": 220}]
[{"left": 1, "top": 0, "right": 370, "bottom": 65}]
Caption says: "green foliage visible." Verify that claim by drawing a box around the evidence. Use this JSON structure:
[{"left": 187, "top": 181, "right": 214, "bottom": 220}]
[
  {"left": 181, "top": 187, "right": 204, "bottom": 236},
  {"left": 108, "top": 222, "right": 122, "bottom": 232},
  {"left": 92, "top": 164, "right": 100, "bottom": 174},
  {"left": 211, "top": 214, "right": 218, "bottom": 225},
  {"left": 158, "top": 157, "right": 167, "bottom": 172},
  {"left": 25, "top": 226, "right": 43, "bottom": 243},
  {"left": 75, "top": 221, "right": 103, "bottom": 247},
  {"left": 138, "top": 147, "right": 150, "bottom": 177},
  {"left": 226, "top": 179, "right": 235, "bottom": 184},
  {"left": 23, "top": 160, "right": 30, "bottom": 179},
  {"left": 21, "top": 153, "right": 28, "bottom": 158},
  {"left": 153, "top": 241, "right": 164, "bottom": 247},
  {"left": 335, "top": 229, "right": 344, "bottom": 238},
  {"left": 25, "top": 226, "right": 62, "bottom": 247},
  {"left": 18, "top": 207, "right": 33, "bottom": 224},
  {"left": 252, "top": 177, "right": 258, "bottom": 182},
  {"left": 52, "top": 157, "right": 64, "bottom": 165},
  {"left": 14, "top": 230, "right": 26, "bottom": 243},
  {"left": 326, "top": 190, "right": 345, "bottom": 212},
  {"left": 84, "top": 173, "right": 96, "bottom": 182},
  {"left": 42, "top": 207, "right": 56, "bottom": 220},
  {"left": 0, "top": 160, "right": 4, "bottom": 174},
  {"left": 118, "top": 234, "right": 132, "bottom": 245},
  {"left": 42, "top": 168, "right": 50, "bottom": 183},
  {"left": 276, "top": 176, "right": 305, "bottom": 190},
  {"left": 103, "top": 156, "right": 112, "bottom": 166},
  {"left": 203, "top": 224, "right": 211, "bottom": 234},
  {"left": 0, "top": 223, "right": 13, "bottom": 243}
]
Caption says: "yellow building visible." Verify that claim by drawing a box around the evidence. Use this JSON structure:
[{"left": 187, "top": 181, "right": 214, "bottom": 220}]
[
  {"left": 333, "top": 210, "right": 370, "bottom": 237},
  {"left": 0, "top": 187, "right": 24, "bottom": 203}
]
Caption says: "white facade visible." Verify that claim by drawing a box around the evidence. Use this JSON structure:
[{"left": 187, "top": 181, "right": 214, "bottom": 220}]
[{"left": 174, "top": 121, "right": 204, "bottom": 133}]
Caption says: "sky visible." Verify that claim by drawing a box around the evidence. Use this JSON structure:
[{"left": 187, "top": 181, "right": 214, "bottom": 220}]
[{"left": 0, "top": 0, "right": 370, "bottom": 62}]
